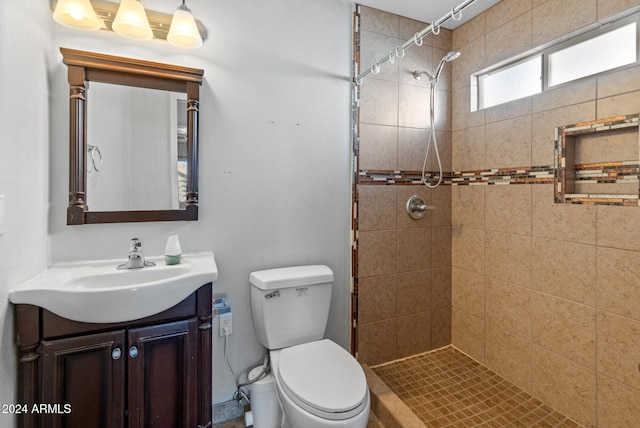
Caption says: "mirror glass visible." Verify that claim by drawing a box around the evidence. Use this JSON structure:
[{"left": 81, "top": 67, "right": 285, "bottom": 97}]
[{"left": 86, "top": 83, "right": 187, "bottom": 211}]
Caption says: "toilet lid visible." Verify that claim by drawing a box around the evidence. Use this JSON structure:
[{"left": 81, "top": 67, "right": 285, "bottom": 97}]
[{"left": 277, "top": 339, "right": 368, "bottom": 420}]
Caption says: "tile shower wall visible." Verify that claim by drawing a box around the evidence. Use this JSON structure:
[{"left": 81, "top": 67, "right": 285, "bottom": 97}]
[
  {"left": 355, "top": 6, "right": 453, "bottom": 366},
  {"left": 450, "top": 0, "right": 640, "bottom": 427}
]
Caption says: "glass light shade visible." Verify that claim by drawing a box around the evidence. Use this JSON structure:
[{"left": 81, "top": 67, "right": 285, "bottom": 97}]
[
  {"left": 167, "top": 6, "right": 203, "bottom": 49},
  {"left": 53, "top": 0, "right": 101, "bottom": 31},
  {"left": 112, "top": 0, "right": 153, "bottom": 40}
]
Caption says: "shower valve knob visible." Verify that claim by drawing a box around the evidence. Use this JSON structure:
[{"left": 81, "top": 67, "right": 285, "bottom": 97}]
[{"left": 406, "top": 195, "right": 434, "bottom": 220}]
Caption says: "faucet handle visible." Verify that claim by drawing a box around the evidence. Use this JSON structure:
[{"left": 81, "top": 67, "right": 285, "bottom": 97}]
[{"left": 129, "top": 237, "right": 142, "bottom": 253}]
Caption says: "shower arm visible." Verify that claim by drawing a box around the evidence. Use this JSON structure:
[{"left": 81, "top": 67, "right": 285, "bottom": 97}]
[{"left": 355, "top": 0, "right": 478, "bottom": 84}]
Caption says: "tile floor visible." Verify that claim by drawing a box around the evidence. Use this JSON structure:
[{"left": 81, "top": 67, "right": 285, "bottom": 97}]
[
  {"left": 372, "top": 345, "right": 583, "bottom": 427},
  {"left": 213, "top": 408, "right": 384, "bottom": 428}
]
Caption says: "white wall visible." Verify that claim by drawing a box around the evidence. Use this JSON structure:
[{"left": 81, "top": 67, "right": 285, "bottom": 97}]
[
  {"left": 47, "top": 0, "right": 354, "bottom": 408},
  {"left": 0, "top": 1, "right": 53, "bottom": 427}
]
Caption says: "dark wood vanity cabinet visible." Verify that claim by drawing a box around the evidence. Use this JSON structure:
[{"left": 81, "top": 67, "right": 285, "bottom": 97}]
[{"left": 15, "top": 284, "right": 212, "bottom": 428}]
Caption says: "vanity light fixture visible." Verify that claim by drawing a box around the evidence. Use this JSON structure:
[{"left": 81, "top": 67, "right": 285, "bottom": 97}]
[
  {"left": 53, "top": 0, "right": 101, "bottom": 31},
  {"left": 167, "top": 0, "right": 203, "bottom": 49},
  {"left": 112, "top": 0, "right": 153, "bottom": 40},
  {"left": 50, "top": 0, "right": 207, "bottom": 47}
]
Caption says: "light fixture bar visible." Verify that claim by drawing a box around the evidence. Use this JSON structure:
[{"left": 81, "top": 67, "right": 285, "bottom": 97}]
[{"left": 50, "top": 0, "right": 207, "bottom": 42}]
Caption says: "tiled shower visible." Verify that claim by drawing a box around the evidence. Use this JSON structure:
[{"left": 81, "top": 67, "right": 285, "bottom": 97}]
[{"left": 354, "top": 0, "right": 640, "bottom": 426}]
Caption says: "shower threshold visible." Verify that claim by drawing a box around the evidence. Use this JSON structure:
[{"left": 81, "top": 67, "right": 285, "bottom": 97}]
[{"left": 365, "top": 345, "right": 583, "bottom": 428}]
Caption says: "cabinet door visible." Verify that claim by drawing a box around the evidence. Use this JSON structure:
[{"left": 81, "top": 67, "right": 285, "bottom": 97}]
[
  {"left": 127, "top": 318, "right": 198, "bottom": 428},
  {"left": 40, "top": 330, "right": 126, "bottom": 428}
]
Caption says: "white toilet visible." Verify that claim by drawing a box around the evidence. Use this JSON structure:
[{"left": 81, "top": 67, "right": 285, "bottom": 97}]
[{"left": 250, "top": 265, "right": 370, "bottom": 428}]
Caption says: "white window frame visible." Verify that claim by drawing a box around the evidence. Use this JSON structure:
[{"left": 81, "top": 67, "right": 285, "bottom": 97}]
[{"left": 472, "top": 12, "right": 640, "bottom": 111}]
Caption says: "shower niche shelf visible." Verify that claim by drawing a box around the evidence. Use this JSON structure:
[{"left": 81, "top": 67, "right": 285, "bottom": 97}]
[{"left": 555, "top": 114, "right": 640, "bottom": 206}]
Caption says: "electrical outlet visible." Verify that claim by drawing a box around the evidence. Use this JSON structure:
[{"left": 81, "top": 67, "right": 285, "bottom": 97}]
[{"left": 219, "top": 312, "right": 232, "bottom": 336}]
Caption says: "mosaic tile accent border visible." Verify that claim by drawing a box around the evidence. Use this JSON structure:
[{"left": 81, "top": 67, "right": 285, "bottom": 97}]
[{"left": 358, "top": 166, "right": 555, "bottom": 186}]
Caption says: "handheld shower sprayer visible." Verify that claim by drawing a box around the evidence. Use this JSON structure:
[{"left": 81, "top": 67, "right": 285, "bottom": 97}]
[
  {"left": 413, "top": 50, "right": 460, "bottom": 83},
  {"left": 412, "top": 50, "right": 461, "bottom": 188}
]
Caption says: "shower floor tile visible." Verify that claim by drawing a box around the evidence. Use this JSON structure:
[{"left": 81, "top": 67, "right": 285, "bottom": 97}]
[{"left": 371, "top": 345, "right": 583, "bottom": 428}]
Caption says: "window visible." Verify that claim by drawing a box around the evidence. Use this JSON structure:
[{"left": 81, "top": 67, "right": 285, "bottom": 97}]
[
  {"left": 473, "top": 13, "right": 640, "bottom": 111},
  {"left": 478, "top": 56, "right": 542, "bottom": 110},
  {"left": 548, "top": 21, "right": 637, "bottom": 87}
]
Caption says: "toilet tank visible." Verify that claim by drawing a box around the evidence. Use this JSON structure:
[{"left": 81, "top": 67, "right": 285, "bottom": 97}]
[{"left": 250, "top": 265, "right": 333, "bottom": 350}]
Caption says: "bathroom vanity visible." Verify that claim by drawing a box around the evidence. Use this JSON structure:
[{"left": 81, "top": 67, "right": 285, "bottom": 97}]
[
  {"left": 14, "top": 283, "right": 212, "bottom": 428},
  {"left": 9, "top": 252, "right": 218, "bottom": 428}
]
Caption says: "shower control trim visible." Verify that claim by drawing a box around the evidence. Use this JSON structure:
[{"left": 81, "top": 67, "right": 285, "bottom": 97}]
[{"left": 406, "top": 195, "right": 434, "bottom": 220}]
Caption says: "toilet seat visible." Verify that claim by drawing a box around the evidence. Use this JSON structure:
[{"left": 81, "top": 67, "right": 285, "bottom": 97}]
[{"left": 276, "top": 339, "right": 368, "bottom": 421}]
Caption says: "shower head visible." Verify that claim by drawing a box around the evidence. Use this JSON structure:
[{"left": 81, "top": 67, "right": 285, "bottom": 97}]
[{"left": 413, "top": 50, "right": 461, "bottom": 83}]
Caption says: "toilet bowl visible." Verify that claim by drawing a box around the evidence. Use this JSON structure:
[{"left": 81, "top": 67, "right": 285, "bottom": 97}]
[
  {"left": 270, "top": 340, "right": 370, "bottom": 428},
  {"left": 249, "top": 265, "right": 370, "bottom": 428}
]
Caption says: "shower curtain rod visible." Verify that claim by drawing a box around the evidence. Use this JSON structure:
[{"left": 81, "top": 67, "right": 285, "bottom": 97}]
[{"left": 355, "top": 0, "right": 478, "bottom": 84}]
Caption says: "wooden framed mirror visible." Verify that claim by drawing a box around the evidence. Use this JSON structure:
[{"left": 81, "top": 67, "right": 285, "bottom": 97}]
[{"left": 61, "top": 48, "right": 204, "bottom": 225}]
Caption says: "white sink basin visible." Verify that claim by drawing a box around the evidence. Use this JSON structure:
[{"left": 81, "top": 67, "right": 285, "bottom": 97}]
[{"left": 8, "top": 251, "right": 217, "bottom": 323}]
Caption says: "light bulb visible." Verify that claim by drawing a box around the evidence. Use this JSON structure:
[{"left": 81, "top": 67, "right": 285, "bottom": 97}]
[
  {"left": 167, "top": 3, "right": 203, "bottom": 49},
  {"left": 53, "top": 0, "right": 100, "bottom": 31}
]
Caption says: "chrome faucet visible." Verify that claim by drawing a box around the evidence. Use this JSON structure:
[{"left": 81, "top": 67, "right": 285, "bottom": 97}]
[{"left": 117, "top": 238, "right": 156, "bottom": 269}]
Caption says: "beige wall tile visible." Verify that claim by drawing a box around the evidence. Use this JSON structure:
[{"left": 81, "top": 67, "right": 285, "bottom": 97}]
[
  {"left": 360, "top": 30, "right": 400, "bottom": 83},
  {"left": 432, "top": 307, "right": 452, "bottom": 348},
  {"left": 398, "top": 16, "right": 430, "bottom": 43},
  {"left": 486, "top": 11, "right": 532, "bottom": 66},
  {"left": 575, "top": 128, "right": 638, "bottom": 164},
  {"left": 452, "top": 267, "right": 485, "bottom": 319},
  {"left": 452, "top": 226, "right": 485, "bottom": 274},
  {"left": 398, "top": 44, "right": 433, "bottom": 87},
  {"left": 597, "top": 311, "right": 640, "bottom": 390},
  {"left": 531, "top": 237, "right": 597, "bottom": 306},
  {"left": 398, "top": 84, "right": 430, "bottom": 129},
  {"left": 359, "top": 79, "right": 399, "bottom": 126},
  {"left": 358, "top": 124, "right": 398, "bottom": 171},
  {"left": 486, "top": 277, "right": 531, "bottom": 337},
  {"left": 597, "top": 205, "right": 640, "bottom": 252},
  {"left": 453, "top": 12, "right": 486, "bottom": 50},
  {"left": 485, "top": 232, "right": 532, "bottom": 288},
  {"left": 452, "top": 185, "right": 485, "bottom": 228},
  {"left": 485, "top": 184, "right": 532, "bottom": 236},
  {"left": 486, "top": 0, "right": 533, "bottom": 32},
  {"left": 485, "top": 115, "right": 532, "bottom": 169},
  {"left": 426, "top": 130, "right": 452, "bottom": 173},
  {"left": 485, "top": 97, "right": 532, "bottom": 124},
  {"left": 358, "top": 185, "right": 397, "bottom": 231},
  {"left": 358, "top": 230, "right": 397, "bottom": 277},
  {"left": 432, "top": 267, "right": 452, "bottom": 309},
  {"left": 359, "top": 6, "right": 398, "bottom": 37},
  {"left": 397, "top": 228, "right": 432, "bottom": 272},
  {"left": 532, "top": 79, "right": 596, "bottom": 114},
  {"left": 397, "top": 311, "right": 432, "bottom": 358},
  {"left": 431, "top": 28, "right": 453, "bottom": 52},
  {"left": 531, "top": 293, "right": 596, "bottom": 368},
  {"left": 452, "top": 86, "right": 486, "bottom": 132},
  {"left": 358, "top": 274, "right": 397, "bottom": 324},
  {"left": 597, "top": 64, "right": 640, "bottom": 98},
  {"left": 597, "top": 0, "right": 640, "bottom": 20},
  {"left": 431, "top": 226, "right": 451, "bottom": 268},
  {"left": 452, "top": 307, "right": 485, "bottom": 362},
  {"left": 597, "top": 247, "right": 640, "bottom": 321},
  {"left": 452, "top": 125, "right": 486, "bottom": 171},
  {"left": 530, "top": 346, "right": 597, "bottom": 428},
  {"left": 428, "top": 185, "right": 451, "bottom": 227},
  {"left": 452, "top": 36, "right": 485, "bottom": 92},
  {"left": 532, "top": 0, "right": 597, "bottom": 47},
  {"left": 597, "top": 375, "right": 640, "bottom": 428},
  {"left": 598, "top": 90, "right": 640, "bottom": 119},
  {"left": 397, "top": 269, "right": 432, "bottom": 316},
  {"left": 397, "top": 127, "right": 428, "bottom": 172},
  {"left": 532, "top": 184, "right": 597, "bottom": 245},
  {"left": 531, "top": 102, "right": 596, "bottom": 167},
  {"left": 358, "top": 318, "right": 397, "bottom": 365},
  {"left": 485, "top": 321, "right": 532, "bottom": 392}
]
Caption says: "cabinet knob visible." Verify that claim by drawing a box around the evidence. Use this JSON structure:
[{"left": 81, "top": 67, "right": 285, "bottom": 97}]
[
  {"left": 129, "top": 346, "right": 139, "bottom": 358},
  {"left": 112, "top": 347, "right": 122, "bottom": 360}
]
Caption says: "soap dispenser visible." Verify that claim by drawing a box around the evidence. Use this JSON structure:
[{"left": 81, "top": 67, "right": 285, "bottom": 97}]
[{"left": 164, "top": 234, "right": 182, "bottom": 265}]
